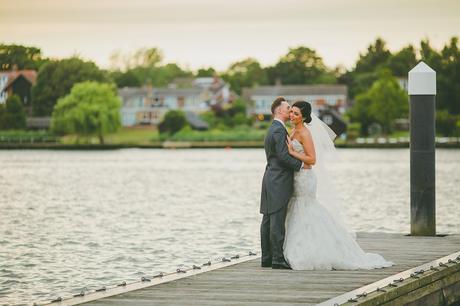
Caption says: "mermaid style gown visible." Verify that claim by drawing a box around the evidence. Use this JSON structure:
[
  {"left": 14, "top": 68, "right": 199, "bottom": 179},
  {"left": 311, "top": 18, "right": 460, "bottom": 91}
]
[{"left": 283, "top": 140, "right": 393, "bottom": 270}]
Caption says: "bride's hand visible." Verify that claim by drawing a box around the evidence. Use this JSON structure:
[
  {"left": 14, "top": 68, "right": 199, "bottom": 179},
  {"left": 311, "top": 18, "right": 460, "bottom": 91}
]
[{"left": 286, "top": 136, "right": 294, "bottom": 154}]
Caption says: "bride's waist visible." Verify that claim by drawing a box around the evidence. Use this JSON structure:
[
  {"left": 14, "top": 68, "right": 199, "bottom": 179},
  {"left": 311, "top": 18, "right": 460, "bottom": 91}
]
[{"left": 295, "top": 168, "right": 317, "bottom": 180}]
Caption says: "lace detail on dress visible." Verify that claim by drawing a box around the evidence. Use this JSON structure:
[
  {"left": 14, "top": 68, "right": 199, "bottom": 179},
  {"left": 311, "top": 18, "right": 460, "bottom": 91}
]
[
  {"left": 283, "top": 140, "right": 393, "bottom": 270},
  {"left": 291, "top": 139, "right": 316, "bottom": 200}
]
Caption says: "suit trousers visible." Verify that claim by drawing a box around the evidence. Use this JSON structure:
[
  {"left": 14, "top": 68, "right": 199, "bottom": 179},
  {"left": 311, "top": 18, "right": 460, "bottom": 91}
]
[{"left": 260, "top": 205, "right": 288, "bottom": 265}]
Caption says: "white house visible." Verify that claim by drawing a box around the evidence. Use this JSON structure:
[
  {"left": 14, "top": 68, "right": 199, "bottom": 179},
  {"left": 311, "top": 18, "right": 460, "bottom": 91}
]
[
  {"left": 118, "top": 77, "right": 233, "bottom": 127},
  {"left": 242, "top": 84, "right": 348, "bottom": 120},
  {"left": 0, "top": 73, "right": 8, "bottom": 103}
]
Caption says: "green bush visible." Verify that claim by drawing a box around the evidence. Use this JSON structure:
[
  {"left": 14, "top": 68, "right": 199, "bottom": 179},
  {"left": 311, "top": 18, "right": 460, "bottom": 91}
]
[
  {"left": 436, "top": 110, "right": 459, "bottom": 136},
  {"left": 158, "top": 110, "right": 188, "bottom": 135},
  {"left": 200, "top": 111, "right": 220, "bottom": 129},
  {"left": 0, "top": 130, "right": 57, "bottom": 143},
  {"left": 200, "top": 99, "right": 251, "bottom": 129},
  {"left": 0, "top": 104, "right": 5, "bottom": 129},
  {"left": 346, "top": 122, "right": 361, "bottom": 140},
  {"left": 162, "top": 126, "right": 265, "bottom": 142},
  {"left": 2, "top": 95, "right": 26, "bottom": 130}
]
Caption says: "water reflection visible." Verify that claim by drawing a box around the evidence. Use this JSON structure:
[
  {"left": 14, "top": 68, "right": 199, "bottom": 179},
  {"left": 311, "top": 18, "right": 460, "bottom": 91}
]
[{"left": 0, "top": 148, "right": 458, "bottom": 304}]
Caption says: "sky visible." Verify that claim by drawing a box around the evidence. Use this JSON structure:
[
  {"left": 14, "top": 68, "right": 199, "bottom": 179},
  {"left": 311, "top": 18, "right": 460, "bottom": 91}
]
[{"left": 1, "top": 0, "right": 459, "bottom": 71}]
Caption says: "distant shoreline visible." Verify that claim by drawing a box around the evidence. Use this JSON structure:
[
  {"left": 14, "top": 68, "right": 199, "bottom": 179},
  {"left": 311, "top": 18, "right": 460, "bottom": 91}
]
[{"left": 1, "top": 141, "right": 459, "bottom": 150}]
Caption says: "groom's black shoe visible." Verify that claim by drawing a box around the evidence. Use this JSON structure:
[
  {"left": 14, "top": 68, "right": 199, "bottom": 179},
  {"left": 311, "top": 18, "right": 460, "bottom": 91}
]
[
  {"left": 261, "top": 261, "right": 272, "bottom": 268},
  {"left": 272, "top": 261, "right": 291, "bottom": 270}
]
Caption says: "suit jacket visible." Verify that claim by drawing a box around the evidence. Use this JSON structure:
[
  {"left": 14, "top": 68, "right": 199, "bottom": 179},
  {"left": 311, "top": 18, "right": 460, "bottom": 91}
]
[{"left": 260, "top": 120, "right": 302, "bottom": 215}]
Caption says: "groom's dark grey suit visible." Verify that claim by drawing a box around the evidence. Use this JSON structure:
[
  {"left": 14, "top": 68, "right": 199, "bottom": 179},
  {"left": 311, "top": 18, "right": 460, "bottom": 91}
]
[{"left": 260, "top": 119, "right": 302, "bottom": 266}]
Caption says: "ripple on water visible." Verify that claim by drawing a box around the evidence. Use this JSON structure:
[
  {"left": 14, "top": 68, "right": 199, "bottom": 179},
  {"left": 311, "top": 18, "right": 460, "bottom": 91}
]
[{"left": 0, "top": 148, "right": 459, "bottom": 304}]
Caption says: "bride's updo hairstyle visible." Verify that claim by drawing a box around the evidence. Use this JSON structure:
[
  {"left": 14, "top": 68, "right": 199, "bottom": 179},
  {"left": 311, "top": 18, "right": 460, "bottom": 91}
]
[{"left": 292, "top": 101, "right": 312, "bottom": 124}]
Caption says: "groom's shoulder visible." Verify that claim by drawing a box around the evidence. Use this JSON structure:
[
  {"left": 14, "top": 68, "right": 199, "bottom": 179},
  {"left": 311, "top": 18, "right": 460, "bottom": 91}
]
[
  {"left": 267, "top": 121, "right": 279, "bottom": 133},
  {"left": 270, "top": 121, "right": 285, "bottom": 133}
]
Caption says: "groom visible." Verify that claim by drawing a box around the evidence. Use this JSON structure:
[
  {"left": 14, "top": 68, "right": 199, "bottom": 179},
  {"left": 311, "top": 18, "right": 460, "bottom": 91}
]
[{"left": 260, "top": 97, "right": 304, "bottom": 269}]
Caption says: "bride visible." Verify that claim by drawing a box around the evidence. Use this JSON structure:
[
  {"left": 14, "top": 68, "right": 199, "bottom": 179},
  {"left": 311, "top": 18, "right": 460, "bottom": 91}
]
[{"left": 283, "top": 101, "right": 393, "bottom": 270}]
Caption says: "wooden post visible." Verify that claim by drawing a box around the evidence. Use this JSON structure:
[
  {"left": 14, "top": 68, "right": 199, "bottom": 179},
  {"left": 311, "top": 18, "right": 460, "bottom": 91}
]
[{"left": 408, "top": 62, "right": 436, "bottom": 236}]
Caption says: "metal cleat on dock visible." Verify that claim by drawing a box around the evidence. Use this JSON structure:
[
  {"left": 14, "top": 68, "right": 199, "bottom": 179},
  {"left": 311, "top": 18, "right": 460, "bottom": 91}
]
[
  {"left": 73, "top": 291, "right": 85, "bottom": 297},
  {"left": 50, "top": 297, "right": 62, "bottom": 303}
]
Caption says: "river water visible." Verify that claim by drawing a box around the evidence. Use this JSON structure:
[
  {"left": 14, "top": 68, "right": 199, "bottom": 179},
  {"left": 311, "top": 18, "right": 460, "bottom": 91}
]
[{"left": 0, "top": 148, "right": 459, "bottom": 305}]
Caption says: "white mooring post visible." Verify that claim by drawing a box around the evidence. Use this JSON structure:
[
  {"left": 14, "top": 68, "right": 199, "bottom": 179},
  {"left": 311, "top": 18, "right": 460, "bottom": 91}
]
[{"left": 408, "top": 62, "right": 436, "bottom": 236}]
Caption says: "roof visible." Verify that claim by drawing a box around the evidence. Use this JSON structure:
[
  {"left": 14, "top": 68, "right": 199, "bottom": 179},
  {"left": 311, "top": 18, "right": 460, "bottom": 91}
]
[
  {"left": 154, "top": 88, "right": 202, "bottom": 96},
  {"left": 185, "top": 111, "right": 209, "bottom": 130},
  {"left": 242, "top": 84, "right": 348, "bottom": 98},
  {"left": 1, "top": 70, "right": 37, "bottom": 90},
  {"left": 118, "top": 87, "right": 202, "bottom": 100}
]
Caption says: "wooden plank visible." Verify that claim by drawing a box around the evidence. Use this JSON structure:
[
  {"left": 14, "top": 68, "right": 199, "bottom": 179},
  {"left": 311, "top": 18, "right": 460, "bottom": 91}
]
[{"left": 43, "top": 233, "right": 460, "bottom": 306}]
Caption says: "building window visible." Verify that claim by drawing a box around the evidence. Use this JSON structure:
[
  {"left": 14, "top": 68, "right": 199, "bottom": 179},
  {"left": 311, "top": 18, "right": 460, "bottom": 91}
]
[{"left": 178, "top": 96, "right": 185, "bottom": 108}]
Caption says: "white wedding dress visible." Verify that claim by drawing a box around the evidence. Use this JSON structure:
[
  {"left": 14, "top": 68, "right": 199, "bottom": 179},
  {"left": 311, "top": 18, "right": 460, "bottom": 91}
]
[{"left": 283, "top": 139, "right": 393, "bottom": 270}]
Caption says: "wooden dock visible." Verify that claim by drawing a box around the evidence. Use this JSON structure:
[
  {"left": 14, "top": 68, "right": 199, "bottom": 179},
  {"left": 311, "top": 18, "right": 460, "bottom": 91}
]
[{"left": 43, "top": 233, "right": 460, "bottom": 306}]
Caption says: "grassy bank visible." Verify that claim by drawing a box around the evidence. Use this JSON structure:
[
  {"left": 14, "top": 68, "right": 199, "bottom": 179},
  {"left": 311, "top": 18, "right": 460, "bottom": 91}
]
[
  {"left": 1, "top": 128, "right": 459, "bottom": 149},
  {"left": 162, "top": 127, "right": 266, "bottom": 142},
  {"left": 0, "top": 130, "right": 58, "bottom": 143}
]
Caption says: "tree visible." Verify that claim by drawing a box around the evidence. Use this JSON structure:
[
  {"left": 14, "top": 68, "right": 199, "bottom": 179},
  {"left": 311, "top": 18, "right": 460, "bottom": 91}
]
[
  {"left": 111, "top": 63, "right": 192, "bottom": 88},
  {"left": 110, "top": 70, "right": 142, "bottom": 88},
  {"left": 196, "top": 67, "right": 216, "bottom": 77},
  {"left": 109, "top": 48, "right": 196, "bottom": 88},
  {"left": 267, "top": 47, "right": 335, "bottom": 85},
  {"left": 436, "top": 110, "right": 460, "bottom": 136},
  {"left": 341, "top": 41, "right": 415, "bottom": 99},
  {"left": 387, "top": 45, "right": 418, "bottom": 77},
  {"left": 439, "top": 37, "right": 460, "bottom": 115},
  {"left": 32, "top": 57, "right": 111, "bottom": 116},
  {"left": 349, "top": 70, "right": 408, "bottom": 135},
  {"left": 420, "top": 39, "right": 443, "bottom": 72},
  {"left": 131, "top": 47, "right": 163, "bottom": 68},
  {"left": 1, "top": 95, "right": 26, "bottom": 130},
  {"left": 339, "top": 39, "right": 391, "bottom": 99},
  {"left": 110, "top": 48, "right": 163, "bottom": 71},
  {"left": 200, "top": 99, "right": 251, "bottom": 128},
  {"left": 0, "top": 44, "right": 47, "bottom": 71},
  {"left": 348, "top": 90, "right": 374, "bottom": 135},
  {"left": 421, "top": 37, "right": 460, "bottom": 115},
  {"left": 0, "top": 104, "right": 5, "bottom": 129},
  {"left": 222, "top": 58, "right": 267, "bottom": 95},
  {"left": 354, "top": 38, "right": 391, "bottom": 73},
  {"left": 51, "top": 82, "right": 121, "bottom": 144},
  {"left": 158, "top": 110, "right": 187, "bottom": 135},
  {"left": 339, "top": 70, "right": 379, "bottom": 99}
]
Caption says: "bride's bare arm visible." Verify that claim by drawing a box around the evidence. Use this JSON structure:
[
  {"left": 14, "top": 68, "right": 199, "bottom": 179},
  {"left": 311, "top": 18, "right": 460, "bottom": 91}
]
[{"left": 286, "top": 130, "right": 316, "bottom": 165}]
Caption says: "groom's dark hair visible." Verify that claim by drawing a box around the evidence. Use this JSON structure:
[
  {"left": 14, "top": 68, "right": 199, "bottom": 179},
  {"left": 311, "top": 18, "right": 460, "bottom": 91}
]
[{"left": 271, "top": 96, "right": 286, "bottom": 114}]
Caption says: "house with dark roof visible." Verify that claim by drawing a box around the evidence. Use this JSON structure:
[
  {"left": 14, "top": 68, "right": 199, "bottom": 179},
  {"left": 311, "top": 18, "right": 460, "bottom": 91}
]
[
  {"left": 242, "top": 84, "right": 348, "bottom": 120},
  {"left": 118, "top": 77, "right": 232, "bottom": 127},
  {"left": 0, "top": 70, "right": 37, "bottom": 109},
  {"left": 119, "top": 87, "right": 204, "bottom": 126}
]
